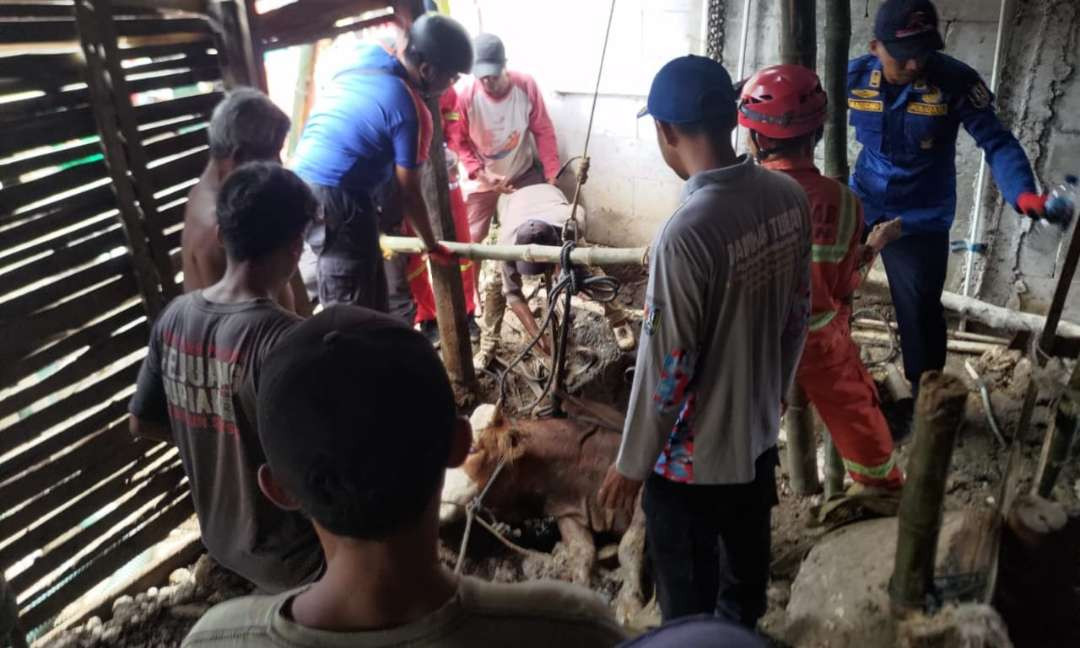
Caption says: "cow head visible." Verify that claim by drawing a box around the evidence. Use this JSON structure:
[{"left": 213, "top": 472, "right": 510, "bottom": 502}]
[{"left": 464, "top": 402, "right": 527, "bottom": 484}]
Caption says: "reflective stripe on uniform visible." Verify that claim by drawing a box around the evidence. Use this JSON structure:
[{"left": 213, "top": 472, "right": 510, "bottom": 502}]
[
  {"left": 808, "top": 309, "right": 837, "bottom": 332},
  {"left": 812, "top": 186, "right": 858, "bottom": 264},
  {"left": 842, "top": 455, "right": 897, "bottom": 480}
]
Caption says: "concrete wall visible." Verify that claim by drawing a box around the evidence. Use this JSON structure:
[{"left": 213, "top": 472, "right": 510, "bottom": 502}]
[{"left": 450, "top": 0, "right": 1080, "bottom": 318}]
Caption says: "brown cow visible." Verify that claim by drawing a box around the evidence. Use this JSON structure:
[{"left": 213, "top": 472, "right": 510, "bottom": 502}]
[{"left": 447, "top": 397, "right": 647, "bottom": 623}]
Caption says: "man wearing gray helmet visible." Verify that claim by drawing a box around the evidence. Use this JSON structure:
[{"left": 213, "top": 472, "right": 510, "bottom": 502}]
[{"left": 292, "top": 14, "right": 472, "bottom": 309}]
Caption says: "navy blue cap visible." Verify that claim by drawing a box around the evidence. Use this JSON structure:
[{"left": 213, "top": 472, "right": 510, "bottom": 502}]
[
  {"left": 638, "top": 55, "right": 737, "bottom": 124},
  {"left": 875, "top": 0, "right": 945, "bottom": 61},
  {"left": 618, "top": 615, "right": 767, "bottom": 648}
]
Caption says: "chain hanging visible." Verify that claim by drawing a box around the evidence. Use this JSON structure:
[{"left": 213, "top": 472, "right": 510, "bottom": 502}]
[{"left": 706, "top": 0, "right": 726, "bottom": 62}]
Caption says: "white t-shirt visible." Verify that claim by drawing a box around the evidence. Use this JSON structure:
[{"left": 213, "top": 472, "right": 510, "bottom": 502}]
[{"left": 182, "top": 574, "right": 627, "bottom": 648}]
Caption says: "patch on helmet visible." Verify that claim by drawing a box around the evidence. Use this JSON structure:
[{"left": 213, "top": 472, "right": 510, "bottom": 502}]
[{"left": 969, "top": 81, "right": 992, "bottom": 110}]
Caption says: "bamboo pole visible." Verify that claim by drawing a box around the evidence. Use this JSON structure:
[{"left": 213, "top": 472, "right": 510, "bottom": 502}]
[
  {"left": 852, "top": 330, "right": 1003, "bottom": 355},
  {"left": 380, "top": 236, "right": 648, "bottom": 267},
  {"left": 890, "top": 371, "right": 968, "bottom": 613},
  {"left": 780, "top": 0, "right": 817, "bottom": 68},
  {"left": 1033, "top": 362, "right": 1080, "bottom": 498},
  {"left": 421, "top": 96, "right": 474, "bottom": 393},
  {"left": 823, "top": 431, "right": 845, "bottom": 498},
  {"left": 822, "top": 0, "right": 851, "bottom": 181},
  {"left": 784, "top": 384, "right": 821, "bottom": 495}
]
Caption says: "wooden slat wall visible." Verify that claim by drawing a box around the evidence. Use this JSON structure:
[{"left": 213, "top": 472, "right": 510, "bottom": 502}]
[{"left": 0, "top": 1, "right": 224, "bottom": 636}]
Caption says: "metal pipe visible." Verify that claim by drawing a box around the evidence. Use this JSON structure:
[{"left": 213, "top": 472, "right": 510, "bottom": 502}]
[
  {"left": 732, "top": 0, "right": 753, "bottom": 151},
  {"left": 961, "top": 0, "right": 1014, "bottom": 300}
]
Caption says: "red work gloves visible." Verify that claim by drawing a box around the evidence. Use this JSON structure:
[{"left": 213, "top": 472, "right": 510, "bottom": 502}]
[
  {"left": 1016, "top": 192, "right": 1048, "bottom": 219},
  {"left": 425, "top": 242, "right": 456, "bottom": 267}
]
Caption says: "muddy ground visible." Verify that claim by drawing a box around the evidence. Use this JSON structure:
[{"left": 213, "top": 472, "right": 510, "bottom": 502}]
[{"left": 41, "top": 279, "right": 1080, "bottom": 647}]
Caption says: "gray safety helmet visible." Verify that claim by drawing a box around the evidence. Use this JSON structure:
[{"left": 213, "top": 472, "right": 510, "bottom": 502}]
[{"left": 407, "top": 13, "right": 474, "bottom": 75}]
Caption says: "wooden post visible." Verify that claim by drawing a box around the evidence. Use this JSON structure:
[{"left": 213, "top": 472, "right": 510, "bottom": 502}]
[
  {"left": 822, "top": 0, "right": 851, "bottom": 181},
  {"left": 421, "top": 95, "right": 475, "bottom": 394},
  {"left": 1033, "top": 362, "right": 1080, "bottom": 498},
  {"left": 780, "top": 0, "right": 817, "bottom": 68},
  {"left": 286, "top": 43, "right": 317, "bottom": 159},
  {"left": 890, "top": 371, "right": 968, "bottom": 613},
  {"left": 380, "top": 236, "right": 648, "bottom": 266},
  {"left": 75, "top": 0, "right": 170, "bottom": 318},
  {"left": 78, "top": 0, "right": 179, "bottom": 304},
  {"left": 784, "top": 384, "right": 821, "bottom": 495},
  {"left": 207, "top": 0, "right": 267, "bottom": 91}
]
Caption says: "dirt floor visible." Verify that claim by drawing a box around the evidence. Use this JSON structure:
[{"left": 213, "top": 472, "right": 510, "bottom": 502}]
[{"left": 40, "top": 279, "right": 1080, "bottom": 647}]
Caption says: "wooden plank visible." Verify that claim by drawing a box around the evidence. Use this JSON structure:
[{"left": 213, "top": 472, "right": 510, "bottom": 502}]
[
  {"left": 124, "top": 50, "right": 219, "bottom": 75},
  {"left": 0, "top": 19, "right": 77, "bottom": 44},
  {"left": 0, "top": 359, "right": 139, "bottom": 459},
  {"left": 133, "top": 90, "right": 221, "bottom": 125},
  {"left": 148, "top": 147, "right": 208, "bottom": 193},
  {"left": 1, "top": 302, "right": 142, "bottom": 388},
  {"left": 0, "top": 88, "right": 91, "bottom": 123},
  {"left": 118, "top": 37, "right": 215, "bottom": 64},
  {"left": 0, "top": 209, "right": 116, "bottom": 274},
  {"left": 10, "top": 460, "right": 187, "bottom": 594},
  {"left": 0, "top": 5, "right": 77, "bottom": 19},
  {"left": 114, "top": 17, "right": 211, "bottom": 38},
  {"left": 0, "top": 321, "right": 145, "bottom": 422},
  {"left": 0, "top": 398, "right": 132, "bottom": 498},
  {"left": 19, "top": 491, "right": 193, "bottom": 630},
  {"left": 126, "top": 64, "right": 220, "bottom": 94},
  {"left": 2, "top": 273, "right": 138, "bottom": 367},
  {"left": 138, "top": 112, "right": 208, "bottom": 142},
  {"left": 0, "top": 106, "right": 96, "bottom": 159},
  {"left": 0, "top": 159, "right": 107, "bottom": 215},
  {"left": 0, "top": 139, "right": 101, "bottom": 186},
  {"left": 0, "top": 241, "right": 129, "bottom": 320},
  {"left": 143, "top": 127, "right": 207, "bottom": 163},
  {"left": 0, "top": 52, "right": 84, "bottom": 92},
  {"left": 0, "top": 184, "right": 113, "bottom": 243},
  {"left": 157, "top": 195, "right": 188, "bottom": 229},
  {"left": 263, "top": 12, "right": 393, "bottom": 52}
]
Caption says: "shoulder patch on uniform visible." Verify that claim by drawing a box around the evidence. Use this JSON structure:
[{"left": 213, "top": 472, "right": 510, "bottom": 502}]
[
  {"left": 907, "top": 102, "right": 948, "bottom": 116},
  {"left": 852, "top": 88, "right": 879, "bottom": 98},
  {"left": 969, "top": 81, "right": 992, "bottom": 109},
  {"left": 870, "top": 69, "right": 882, "bottom": 88},
  {"left": 922, "top": 86, "right": 943, "bottom": 104},
  {"left": 849, "top": 98, "right": 883, "bottom": 112}
]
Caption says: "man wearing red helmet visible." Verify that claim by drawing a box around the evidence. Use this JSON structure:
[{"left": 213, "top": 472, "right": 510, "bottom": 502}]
[{"left": 738, "top": 64, "right": 904, "bottom": 494}]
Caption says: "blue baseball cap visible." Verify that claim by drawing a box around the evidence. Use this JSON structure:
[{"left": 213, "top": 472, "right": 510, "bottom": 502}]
[
  {"left": 638, "top": 55, "right": 737, "bottom": 124},
  {"left": 875, "top": 0, "right": 945, "bottom": 61}
]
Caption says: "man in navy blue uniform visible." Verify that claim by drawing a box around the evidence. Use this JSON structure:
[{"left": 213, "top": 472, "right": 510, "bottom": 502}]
[{"left": 848, "top": 0, "right": 1049, "bottom": 410}]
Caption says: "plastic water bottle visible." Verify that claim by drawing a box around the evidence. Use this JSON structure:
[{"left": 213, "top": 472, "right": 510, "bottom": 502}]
[{"left": 1045, "top": 174, "right": 1078, "bottom": 227}]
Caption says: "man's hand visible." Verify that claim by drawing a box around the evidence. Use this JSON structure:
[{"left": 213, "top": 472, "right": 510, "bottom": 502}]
[
  {"left": 1017, "top": 192, "right": 1048, "bottom": 219},
  {"left": 598, "top": 465, "right": 643, "bottom": 515},
  {"left": 867, "top": 217, "right": 903, "bottom": 252},
  {"left": 425, "top": 242, "right": 456, "bottom": 267},
  {"left": 480, "top": 170, "right": 515, "bottom": 194}
]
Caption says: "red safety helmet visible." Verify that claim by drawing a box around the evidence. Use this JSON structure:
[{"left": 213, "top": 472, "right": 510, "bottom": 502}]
[{"left": 737, "top": 64, "right": 828, "bottom": 140}]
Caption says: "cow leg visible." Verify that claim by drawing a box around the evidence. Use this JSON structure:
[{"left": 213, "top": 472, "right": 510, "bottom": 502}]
[
  {"left": 556, "top": 517, "right": 596, "bottom": 586},
  {"left": 614, "top": 503, "right": 647, "bottom": 624}
]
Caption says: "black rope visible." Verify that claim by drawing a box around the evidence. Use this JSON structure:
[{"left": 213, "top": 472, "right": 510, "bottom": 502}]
[{"left": 497, "top": 241, "right": 620, "bottom": 413}]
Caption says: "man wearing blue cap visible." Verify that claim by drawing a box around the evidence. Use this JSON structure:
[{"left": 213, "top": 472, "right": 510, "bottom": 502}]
[
  {"left": 849, "top": 0, "right": 1050, "bottom": 412},
  {"left": 599, "top": 55, "right": 812, "bottom": 628}
]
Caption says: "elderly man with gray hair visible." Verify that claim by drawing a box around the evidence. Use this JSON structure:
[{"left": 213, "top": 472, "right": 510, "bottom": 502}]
[{"left": 181, "top": 87, "right": 307, "bottom": 312}]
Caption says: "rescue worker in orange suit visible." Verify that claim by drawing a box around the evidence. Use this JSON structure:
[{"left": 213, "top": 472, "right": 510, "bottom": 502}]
[
  {"left": 738, "top": 64, "right": 904, "bottom": 492},
  {"left": 404, "top": 87, "right": 480, "bottom": 346}
]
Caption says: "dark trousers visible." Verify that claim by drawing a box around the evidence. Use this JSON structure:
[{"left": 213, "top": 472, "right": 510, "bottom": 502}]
[
  {"left": 643, "top": 447, "right": 779, "bottom": 629},
  {"left": 879, "top": 231, "right": 949, "bottom": 397},
  {"left": 306, "top": 184, "right": 389, "bottom": 311}
]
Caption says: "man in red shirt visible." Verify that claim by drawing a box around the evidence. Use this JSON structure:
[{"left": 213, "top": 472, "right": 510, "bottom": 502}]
[
  {"left": 448, "top": 33, "right": 560, "bottom": 242},
  {"left": 738, "top": 65, "right": 904, "bottom": 492}
]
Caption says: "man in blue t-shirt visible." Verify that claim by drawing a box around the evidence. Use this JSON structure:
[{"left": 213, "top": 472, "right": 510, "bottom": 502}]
[{"left": 292, "top": 14, "right": 472, "bottom": 309}]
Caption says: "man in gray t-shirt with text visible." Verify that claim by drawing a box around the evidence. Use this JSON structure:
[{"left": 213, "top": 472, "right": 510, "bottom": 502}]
[{"left": 599, "top": 56, "right": 811, "bottom": 629}]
